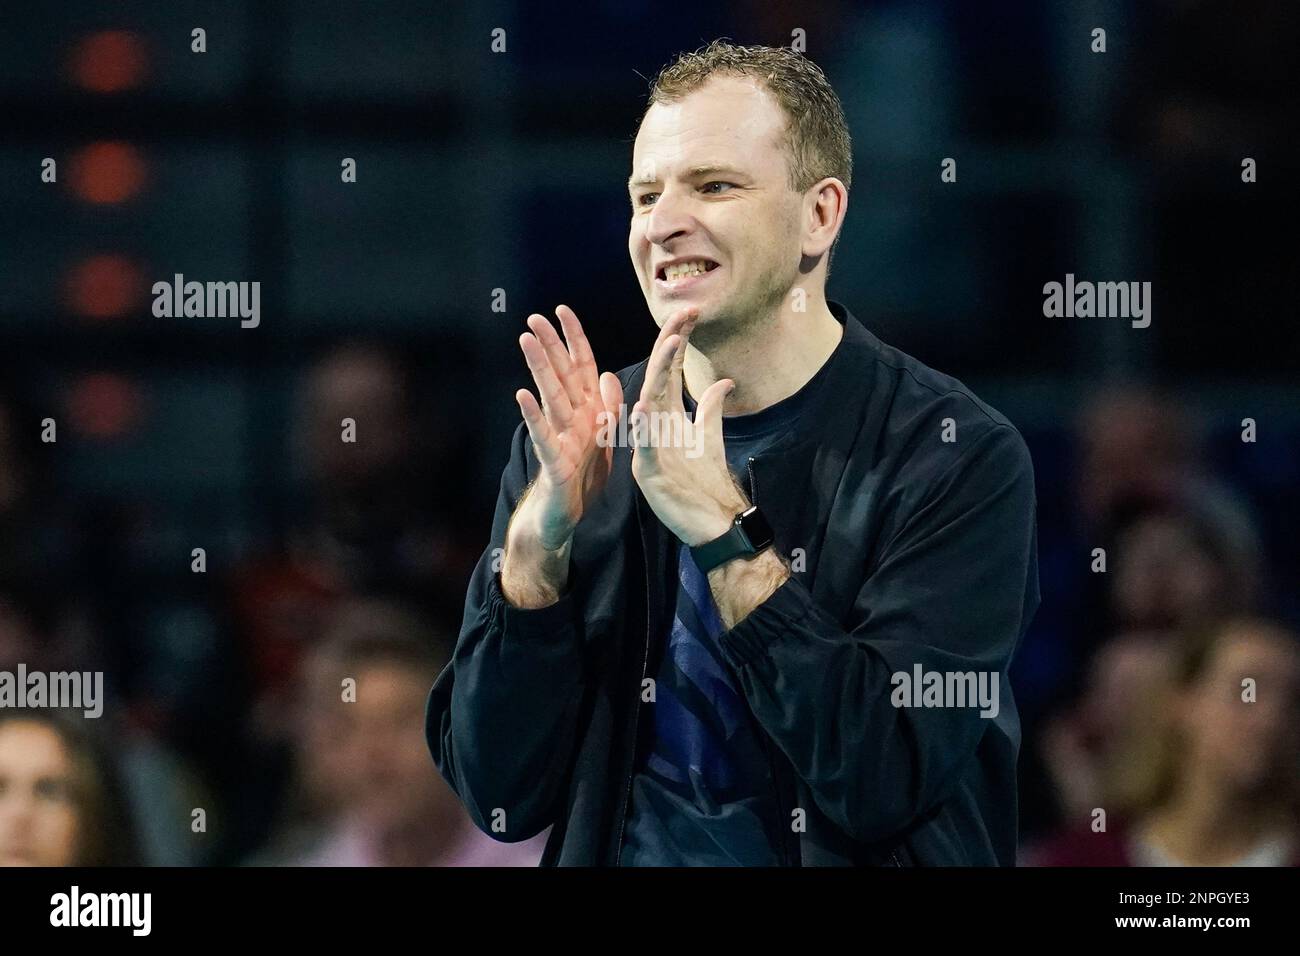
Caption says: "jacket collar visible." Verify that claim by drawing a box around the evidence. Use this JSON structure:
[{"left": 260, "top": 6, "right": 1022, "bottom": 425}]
[{"left": 760, "top": 298, "right": 877, "bottom": 458}]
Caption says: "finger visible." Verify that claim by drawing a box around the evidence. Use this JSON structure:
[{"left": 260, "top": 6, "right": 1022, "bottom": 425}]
[
  {"left": 515, "top": 388, "right": 561, "bottom": 469},
  {"left": 629, "top": 399, "right": 655, "bottom": 459},
  {"left": 640, "top": 332, "right": 681, "bottom": 408},
  {"left": 644, "top": 306, "right": 697, "bottom": 400},
  {"left": 519, "top": 331, "right": 575, "bottom": 427},
  {"left": 694, "top": 378, "right": 735, "bottom": 445},
  {"left": 668, "top": 326, "right": 689, "bottom": 414},
  {"left": 528, "top": 313, "right": 585, "bottom": 409},
  {"left": 599, "top": 371, "right": 624, "bottom": 423},
  {"left": 645, "top": 306, "right": 690, "bottom": 371},
  {"left": 556, "top": 305, "right": 598, "bottom": 398}
]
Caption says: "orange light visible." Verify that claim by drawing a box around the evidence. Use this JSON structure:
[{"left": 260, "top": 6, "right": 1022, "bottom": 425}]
[
  {"left": 68, "top": 30, "right": 148, "bottom": 93},
  {"left": 69, "top": 141, "right": 148, "bottom": 205},
  {"left": 65, "top": 372, "right": 143, "bottom": 440},
  {"left": 63, "top": 254, "right": 145, "bottom": 320}
]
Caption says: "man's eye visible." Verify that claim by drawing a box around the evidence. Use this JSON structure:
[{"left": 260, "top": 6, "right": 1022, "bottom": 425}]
[
  {"left": 702, "top": 181, "right": 734, "bottom": 194},
  {"left": 637, "top": 193, "right": 659, "bottom": 206}
]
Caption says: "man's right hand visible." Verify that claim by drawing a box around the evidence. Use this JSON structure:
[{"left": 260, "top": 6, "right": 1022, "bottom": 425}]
[{"left": 501, "top": 305, "right": 623, "bottom": 608}]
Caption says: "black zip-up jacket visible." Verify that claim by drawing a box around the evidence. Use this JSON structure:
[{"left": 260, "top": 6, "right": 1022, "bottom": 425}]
[{"left": 426, "top": 301, "right": 1040, "bottom": 866}]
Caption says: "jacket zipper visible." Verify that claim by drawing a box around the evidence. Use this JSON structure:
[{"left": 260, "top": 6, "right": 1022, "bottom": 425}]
[{"left": 613, "top": 502, "right": 654, "bottom": 866}]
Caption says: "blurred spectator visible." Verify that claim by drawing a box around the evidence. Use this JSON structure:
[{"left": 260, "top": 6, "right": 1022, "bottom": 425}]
[
  {"left": 291, "top": 342, "right": 476, "bottom": 619},
  {"left": 1075, "top": 386, "right": 1195, "bottom": 531},
  {"left": 0, "top": 647, "right": 224, "bottom": 866},
  {"left": 251, "top": 597, "right": 547, "bottom": 866},
  {"left": 1028, "top": 618, "right": 1300, "bottom": 866},
  {"left": 1014, "top": 386, "right": 1203, "bottom": 725},
  {"left": 231, "top": 343, "right": 476, "bottom": 748},
  {"left": 1039, "top": 385, "right": 1263, "bottom": 691},
  {"left": 1107, "top": 483, "right": 1262, "bottom": 632},
  {"left": 223, "top": 343, "right": 483, "bottom": 857},
  {"left": 1037, "top": 630, "right": 1177, "bottom": 825},
  {"left": 0, "top": 710, "right": 141, "bottom": 866},
  {"left": 1015, "top": 384, "right": 1267, "bottom": 842}
]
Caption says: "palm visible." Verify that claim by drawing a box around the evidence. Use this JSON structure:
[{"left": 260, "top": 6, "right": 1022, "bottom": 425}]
[
  {"left": 545, "top": 392, "right": 609, "bottom": 500},
  {"left": 515, "top": 305, "right": 622, "bottom": 545}
]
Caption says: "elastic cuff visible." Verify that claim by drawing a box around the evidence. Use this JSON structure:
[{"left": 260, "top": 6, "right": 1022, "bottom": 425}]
[
  {"left": 488, "top": 570, "right": 577, "bottom": 643},
  {"left": 718, "top": 575, "right": 813, "bottom": 669}
]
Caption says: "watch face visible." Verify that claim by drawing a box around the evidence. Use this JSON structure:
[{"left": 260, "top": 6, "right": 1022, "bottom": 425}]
[{"left": 737, "top": 506, "right": 775, "bottom": 551}]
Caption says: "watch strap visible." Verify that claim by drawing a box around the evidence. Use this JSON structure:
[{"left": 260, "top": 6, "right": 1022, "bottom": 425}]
[
  {"left": 690, "top": 523, "right": 752, "bottom": 574},
  {"left": 690, "top": 506, "right": 774, "bottom": 574}
]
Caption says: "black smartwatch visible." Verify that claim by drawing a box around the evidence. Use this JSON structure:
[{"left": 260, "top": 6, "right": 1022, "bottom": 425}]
[{"left": 690, "top": 506, "right": 775, "bottom": 573}]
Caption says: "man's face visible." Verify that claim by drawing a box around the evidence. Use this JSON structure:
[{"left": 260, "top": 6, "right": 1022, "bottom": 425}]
[
  {"left": 1183, "top": 629, "right": 1300, "bottom": 794},
  {"left": 348, "top": 664, "right": 443, "bottom": 830},
  {"left": 628, "top": 74, "right": 804, "bottom": 339}
]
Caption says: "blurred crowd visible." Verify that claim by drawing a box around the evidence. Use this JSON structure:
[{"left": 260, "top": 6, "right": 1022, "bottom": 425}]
[
  {"left": 1, "top": 353, "right": 1296, "bottom": 868},
  {"left": 0, "top": 347, "right": 545, "bottom": 867},
  {"left": 1013, "top": 386, "right": 1300, "bottom": 865}
]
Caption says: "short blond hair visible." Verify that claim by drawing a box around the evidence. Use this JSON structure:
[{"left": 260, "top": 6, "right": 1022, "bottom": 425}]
[{"left": 642, "top": 39, "right": 853, "bottom": 196}]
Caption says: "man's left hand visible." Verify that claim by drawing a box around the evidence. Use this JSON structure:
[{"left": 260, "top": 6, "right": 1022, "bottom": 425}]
[{"left": 629, "top": 306, "right": 747, "bottom": 546}]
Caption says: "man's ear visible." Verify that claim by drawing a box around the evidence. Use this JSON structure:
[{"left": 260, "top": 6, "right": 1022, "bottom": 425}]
[{"left": 802, "top": 178, "right": 848, "bottom": 259}]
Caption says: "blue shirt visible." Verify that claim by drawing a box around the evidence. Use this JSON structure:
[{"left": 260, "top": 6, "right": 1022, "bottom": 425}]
[{"left": 619, "top": 352, "right": 838, "bottom": 865}]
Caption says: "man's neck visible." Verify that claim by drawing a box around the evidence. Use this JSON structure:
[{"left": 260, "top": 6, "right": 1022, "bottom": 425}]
[{"left": 682, "top": 291, "right": 843, "bottom": 416}]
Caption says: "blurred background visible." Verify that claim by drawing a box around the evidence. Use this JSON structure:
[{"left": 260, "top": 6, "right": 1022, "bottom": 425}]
[{"left": 0, "top": 0, "right": 1296, "bottom": 866}]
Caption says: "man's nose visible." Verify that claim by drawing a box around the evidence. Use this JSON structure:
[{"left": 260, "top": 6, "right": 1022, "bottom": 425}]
[{"left": 644, "top": 186, "right": 694, "bottom": 247}]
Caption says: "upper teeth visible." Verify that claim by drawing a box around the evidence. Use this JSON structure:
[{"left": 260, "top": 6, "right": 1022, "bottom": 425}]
[{"left": 663, "top": 261, "right": 712, "bottom": 280}]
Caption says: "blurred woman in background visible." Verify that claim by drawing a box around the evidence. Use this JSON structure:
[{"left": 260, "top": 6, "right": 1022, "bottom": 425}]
[
  {"left": 0, "top": 709, "right": 140, "bottom": 866},
  {"left": 1031, "top": 617, "right": 1300, "bottom": 866}
]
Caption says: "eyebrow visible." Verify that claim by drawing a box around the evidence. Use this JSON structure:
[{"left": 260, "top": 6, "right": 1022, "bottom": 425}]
[{"left": 627, "top": 164, "right": 748, "bottom": 189}]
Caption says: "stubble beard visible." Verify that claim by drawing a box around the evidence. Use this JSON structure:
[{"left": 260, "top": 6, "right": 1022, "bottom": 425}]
[{"left": 681, "top": 253, "right": 799, "bottom": 356}]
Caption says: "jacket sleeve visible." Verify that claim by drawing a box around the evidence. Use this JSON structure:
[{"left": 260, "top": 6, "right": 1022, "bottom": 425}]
[
  {"left": 717, "top": 423, "right": 1040, "bottom": 845},
  {"left": 424, "top": 421, "right": 588, "bottom": 842}
]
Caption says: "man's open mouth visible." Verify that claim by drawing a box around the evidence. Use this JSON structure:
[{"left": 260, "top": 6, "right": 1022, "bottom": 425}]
[{"left": 655, "top": 259, "right": 719, "bottom": 282}]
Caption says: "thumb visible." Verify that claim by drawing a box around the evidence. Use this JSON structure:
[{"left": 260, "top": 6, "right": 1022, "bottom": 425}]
[
  {"left": 695, "top": 378, "right": 734, "bottom": 438},
  {"left": 599, "top": 371, "right": 624, "bottom": 422}
]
